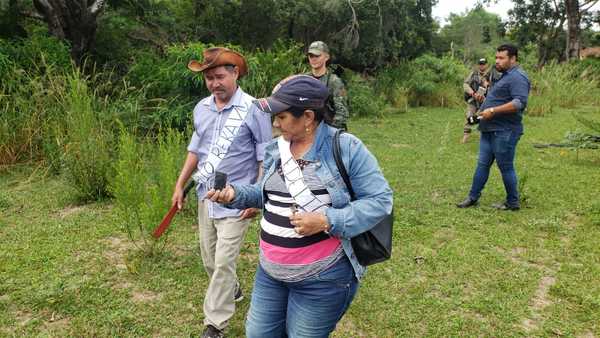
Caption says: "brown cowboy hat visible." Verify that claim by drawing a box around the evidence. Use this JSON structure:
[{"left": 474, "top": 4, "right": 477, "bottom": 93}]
[{"left": 187, "top": 47, "right": 248, "bottom": 78}]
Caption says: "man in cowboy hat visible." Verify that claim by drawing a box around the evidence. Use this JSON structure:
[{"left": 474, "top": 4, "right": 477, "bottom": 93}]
[{"left": 171, "top": 47, "right": 272, "bottom": 338}]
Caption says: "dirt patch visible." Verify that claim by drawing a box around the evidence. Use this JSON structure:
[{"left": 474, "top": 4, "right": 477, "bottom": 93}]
[
  {"left": 333, "top": 315, "right": 369, "bottom": 338},
  {"left": 101, "top": 236, "right": 132, "bottom": 271},
  {"left": 521, "top": 275, "right": 557, "bottom": 333},
  {"left": 577, "top": 331, "right": 597, "bottom": 338},
  {"left": 15, "top": 310, "right": 33, "bottom": 326},
  {"left": 131, "top": 289, "right": 162, "bottom": 303},
  {"left": 56, "top": 205, "right": 86, "bottom": 219}
]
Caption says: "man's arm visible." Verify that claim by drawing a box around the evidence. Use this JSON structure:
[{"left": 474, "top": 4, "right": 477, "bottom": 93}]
[
  {"left": 330, "top": 76, "right": 350, "bottom": 126},
  {"left": 463, "top": 72, "right": 475, "bottom": 95},
  {"left": 172, "top": 152, "right": 199, "bottom": 209},
  {"left": 480, "top": 74, "right": 529, "bottom": 120}
]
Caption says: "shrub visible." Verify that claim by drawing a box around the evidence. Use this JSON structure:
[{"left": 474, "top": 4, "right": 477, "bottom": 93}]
[
  {"left": 111, "top": 127, "right": 188, "bottom": 255},
  {"left": 61, "top": 71, "right": 114, "bottom": 201},
  {"left": 528, "top": 61, "right": 600, "bottom": 115},
  {"left": 375, "top": 55, "right": 467, "bottom": 108},
  {"left": 345, "top": 71, "right": 389, "bottom": 118}
]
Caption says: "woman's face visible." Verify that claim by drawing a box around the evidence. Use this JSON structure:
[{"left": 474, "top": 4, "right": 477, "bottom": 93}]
[{"left": 273, "top": 111, "right": 309, "bottom": 142}]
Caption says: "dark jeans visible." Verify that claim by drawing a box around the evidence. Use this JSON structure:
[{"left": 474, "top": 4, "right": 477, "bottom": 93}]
[{"left": 469, "top": 129, "right": 522, "bottom": 207}]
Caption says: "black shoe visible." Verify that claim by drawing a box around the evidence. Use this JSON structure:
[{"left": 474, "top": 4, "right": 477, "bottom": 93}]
[
  {"left": 234, "top": 282, "right": 243, "bottom": 302},
  {"left": 201, "top": 325, "right": 224, "bottom": 338},
  {"left": 491, "top": 202, "right": 520, "bottom": 211},
  {"left": 456, "top": 197, "right": 478, "bottom": 208}
]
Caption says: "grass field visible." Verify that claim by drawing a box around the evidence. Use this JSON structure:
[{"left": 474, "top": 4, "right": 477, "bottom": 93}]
[{"left": 1, "top": 107, "right": 600, "bottom": 337}]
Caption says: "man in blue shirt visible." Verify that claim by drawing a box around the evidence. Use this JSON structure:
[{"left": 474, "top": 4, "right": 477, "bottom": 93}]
[
  {"left": 171, "top": 47, "right": 272, "bottom": 338},
  {"left": 457, "top": 44, "right": 531, "bottom": 211}
]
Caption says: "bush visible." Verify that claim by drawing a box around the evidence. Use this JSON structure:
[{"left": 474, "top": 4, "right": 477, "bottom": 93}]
[
  {"left": 61, "top": 71, "right": 114, "bottom": 201},
  {"left": 528, "top": 61, "right": 600, "bottom": 116},
  {"left": 111, "top": 127, "right": 187, "bottom": 255},
  {"left": 345, "top": 71, "right": 389, "bottom": 118},
  {"left": 375, "top": 55, "right": 467, "bottom": 108}
]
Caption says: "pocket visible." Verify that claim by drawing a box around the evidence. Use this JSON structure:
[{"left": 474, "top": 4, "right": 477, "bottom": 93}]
[
  {"left": 314, "top": 257, "right": 354, "bottom": 288},
  {"left": 493, "top": 130, "right": 513, "bottom": 154}
]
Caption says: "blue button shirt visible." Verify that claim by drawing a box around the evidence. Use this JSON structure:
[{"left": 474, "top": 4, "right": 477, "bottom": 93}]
[
  {"left": 479, "top": 65, "right": 530, "bottom": 133},
  {"left": 187, "top": 87, "right": 272, "bottom": 218}
]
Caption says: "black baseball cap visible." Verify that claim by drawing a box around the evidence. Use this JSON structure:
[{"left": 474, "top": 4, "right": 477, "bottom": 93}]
[
  {"left": 253, "top": 75, "right": 328, "bottom": 115},
  {"left": 478, "top": 58, "right": 487, "bottom": 65}
]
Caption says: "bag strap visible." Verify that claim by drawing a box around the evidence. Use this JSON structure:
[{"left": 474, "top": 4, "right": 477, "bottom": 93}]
[{"left": 333, "top": 130, "right": 356, "bottom": 201}]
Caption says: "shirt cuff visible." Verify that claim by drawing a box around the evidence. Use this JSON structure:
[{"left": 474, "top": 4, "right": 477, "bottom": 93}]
[
  {"left": 325, "top": 207, "right": 345, "bottom": 238},
  {"left": 511, "top": 98, "right": 524, "bottom": 111}
]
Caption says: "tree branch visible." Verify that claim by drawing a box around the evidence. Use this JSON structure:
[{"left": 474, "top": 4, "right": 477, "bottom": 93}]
[
  {"left": 580, "top": 0, "right": 599, "bottom": 13},
  {"left": 21, "top": 10, "right": 45, "bottom": 20},
  {"left": 88, "top": 0, "right": 105, "bottom": 16}
]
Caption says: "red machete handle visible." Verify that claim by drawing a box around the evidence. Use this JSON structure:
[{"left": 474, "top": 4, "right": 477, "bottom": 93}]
[{"left": 152, "top": 180, "right": 195, "bottom": 238}]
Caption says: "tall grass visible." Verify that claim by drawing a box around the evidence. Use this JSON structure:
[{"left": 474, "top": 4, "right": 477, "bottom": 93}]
[
  {"left": 61, "top": 71, "right": 114, "bottom": 201},
  {"left": 528, "top": 61, "right": 600, "bottom": 116},
  {"left": 110, "top": 128, "right": 187, "bottom": 255}
]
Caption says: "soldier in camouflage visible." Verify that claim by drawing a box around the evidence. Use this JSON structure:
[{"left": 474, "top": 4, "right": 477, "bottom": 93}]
[
  {"left": 462, "top": 58, "right": 493, "bottom": 143},
  {"left": 307, "top": 41, "right": 350, "bottom": 130}
]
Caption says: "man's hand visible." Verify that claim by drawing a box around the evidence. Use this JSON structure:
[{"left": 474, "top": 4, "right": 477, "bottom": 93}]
[
  {"left": 172, "top": 186, "right": 185, "bottom": 210},
  {"left": 206, "top": 185, "right": 235, "bottom": 204},
  {"left": 240, "top": 208, "right": 259, "bottom": 220},
  {"left": 479, "top": 108, "right": 495, "bottom": 121},
  {"left": 474, "top": 93, "right": 485, "bottom": 103},
  {"left": 289, "top": 212, "right": 330, "bottom": 237}
]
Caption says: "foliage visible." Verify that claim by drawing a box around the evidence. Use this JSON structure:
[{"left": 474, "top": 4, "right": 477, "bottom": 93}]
[
  {"left": 110, "top": 127, "right": 188, "bottom": 256},
  {"left": 376, "top": 54, "right": 468, "bottom": 108},
  {"left": 344, "top": 72, "right": 388, "bottom": 118},
  {"left": 435, "top": 5, "right": 506, "bottom": 63},
  {"left": 527, "top": 61, "right": 600, "bottom": 116},
  {"left": 61, "top": 71, "right": 114, "bottom": 201}
]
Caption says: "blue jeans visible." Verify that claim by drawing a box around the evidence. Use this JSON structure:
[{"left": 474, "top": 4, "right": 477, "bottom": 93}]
[
  {"left": 245, "top": 256, "right": 359, "bottom": 338},
  {"left": 469, "top": 129, "right": 522, "bottom": 207}
]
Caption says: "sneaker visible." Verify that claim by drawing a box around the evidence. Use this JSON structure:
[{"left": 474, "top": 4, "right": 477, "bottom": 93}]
[
  {"left": 456, "top": 197, "right": 478, "bottom": 208},
  {"left": 491, "top": 202, "right": 520, "bottom": 211},
  {"left": 201, "top": 325, "right": 224, "bottom": 338},
  {"left": 234, "top": 282, "right": 243, "bottom": 302}
]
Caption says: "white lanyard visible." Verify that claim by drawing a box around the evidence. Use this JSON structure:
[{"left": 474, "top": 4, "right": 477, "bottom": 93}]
[{"left": 277, "top": 136, "right": 328, "bottom": 213}]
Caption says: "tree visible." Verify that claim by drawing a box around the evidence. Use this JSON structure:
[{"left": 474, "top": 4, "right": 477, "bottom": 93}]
[
  {"left": 31, "top": 0, "right": 107, "bottom": 63},
  {"left": 565, "top": 0, "right": 599, "bottom": 60},
  {"left": 436, "top": 5, "right": 504, "bottom": 62}
]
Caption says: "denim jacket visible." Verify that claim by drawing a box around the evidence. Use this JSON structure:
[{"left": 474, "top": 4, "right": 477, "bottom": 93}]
[{"left": 228, "top": 122, "right": 394, "bottom": 280}]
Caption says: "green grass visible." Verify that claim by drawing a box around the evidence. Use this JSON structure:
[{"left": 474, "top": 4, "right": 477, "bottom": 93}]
[{"left": 1, "top": 107, "right": 600, "bottom": 337}]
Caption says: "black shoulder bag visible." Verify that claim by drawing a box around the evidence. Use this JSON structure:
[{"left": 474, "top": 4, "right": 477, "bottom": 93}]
[{"left": 332, "top": 130, "right": 393, "bottom": 266}]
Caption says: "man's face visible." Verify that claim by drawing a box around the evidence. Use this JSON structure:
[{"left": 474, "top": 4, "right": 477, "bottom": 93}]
[
  {"left": 308, "top": 52, "right": 329, "bottom": 70},
  {"left": 203, "top": 66, "right": 238, "bottom": 103},
  {"left": 495, "top": 51, "right": 516, "bottom": 72},
  {"left": 478, "top": 63, "right": 487, "bottom": 72}
]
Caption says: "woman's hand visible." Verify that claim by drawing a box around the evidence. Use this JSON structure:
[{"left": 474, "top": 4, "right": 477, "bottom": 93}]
[
  {"left": 206, "top": 185, "right": 236, "bottom": 204},
  {"left": 289, "top": 212, "right": 330, "bottom": 236}
]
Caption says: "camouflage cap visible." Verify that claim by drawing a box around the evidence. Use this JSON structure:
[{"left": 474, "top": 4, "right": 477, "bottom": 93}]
[
  {"left": 478, "top": 58, "right": 487, "bottom": 65},
  {"left": 308, "top": 41, "right": 330, "bottom": 56}
]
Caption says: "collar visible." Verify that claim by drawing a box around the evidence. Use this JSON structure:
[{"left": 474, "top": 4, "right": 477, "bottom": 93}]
[
  {"left": 203, "top": 86, "right": 245, "bottom": 112},
  {"left": 302, "top": 122, "right": 329, "bottom": 161}
]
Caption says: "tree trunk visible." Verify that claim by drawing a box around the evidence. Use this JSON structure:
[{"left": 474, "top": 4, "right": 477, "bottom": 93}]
[
  {"left": 565, "top": 0, "right": 581, "bottom": 61},
  {"left": 32, "top": 0, "right": 105, "bottom": 65}
]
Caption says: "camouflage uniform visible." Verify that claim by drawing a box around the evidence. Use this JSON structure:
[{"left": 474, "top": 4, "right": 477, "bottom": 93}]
[
  {"left": 463, "top": 69, "right": 491, "bottom": 134},
  {"left": 313, "top": 71, "right": 350, "bottom": 130}
]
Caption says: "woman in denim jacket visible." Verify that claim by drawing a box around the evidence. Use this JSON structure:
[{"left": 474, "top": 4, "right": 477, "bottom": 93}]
[{"left": 207, "top": 75, "right": 393, "bottom": 338}]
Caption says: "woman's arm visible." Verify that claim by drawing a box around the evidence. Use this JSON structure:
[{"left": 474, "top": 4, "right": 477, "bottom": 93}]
[{"left": 325, "top": 134, "right": 394, "bottom": 239}]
